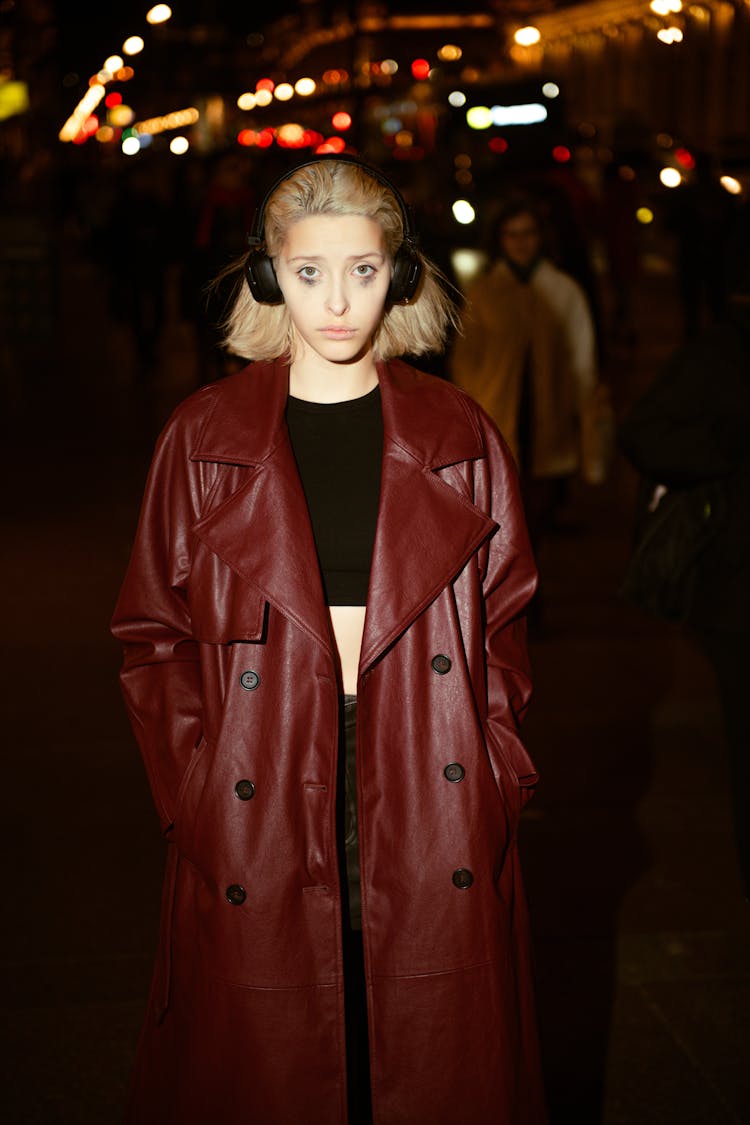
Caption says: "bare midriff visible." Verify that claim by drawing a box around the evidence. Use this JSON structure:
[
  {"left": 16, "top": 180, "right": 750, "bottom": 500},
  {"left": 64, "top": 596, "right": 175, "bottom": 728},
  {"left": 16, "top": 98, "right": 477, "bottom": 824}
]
[{"left": 329, "top": 605, "right": 367, "bottom": 696}]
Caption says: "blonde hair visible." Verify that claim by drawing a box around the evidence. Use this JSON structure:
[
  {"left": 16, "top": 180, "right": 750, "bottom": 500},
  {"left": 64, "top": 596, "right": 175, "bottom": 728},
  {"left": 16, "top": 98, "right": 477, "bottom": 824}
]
[{"left": 218, "top": 159, "right": 458, "bottom": 361}]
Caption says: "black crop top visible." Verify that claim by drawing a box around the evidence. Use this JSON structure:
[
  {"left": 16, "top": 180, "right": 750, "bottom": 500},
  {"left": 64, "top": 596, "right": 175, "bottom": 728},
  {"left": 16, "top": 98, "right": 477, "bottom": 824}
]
[{"left": 285, "top": 385, "right": 383, "bottom": 606}]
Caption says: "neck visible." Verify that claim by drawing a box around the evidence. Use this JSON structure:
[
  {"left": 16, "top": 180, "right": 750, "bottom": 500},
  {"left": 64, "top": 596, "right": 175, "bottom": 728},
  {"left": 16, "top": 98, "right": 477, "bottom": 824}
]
[{"left": 289, "top": 347, "right": 379, "bottom": 404}]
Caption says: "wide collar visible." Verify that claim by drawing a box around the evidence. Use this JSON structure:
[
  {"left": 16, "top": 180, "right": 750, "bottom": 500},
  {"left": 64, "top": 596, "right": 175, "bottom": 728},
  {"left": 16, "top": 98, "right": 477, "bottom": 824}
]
[{"left": 191, "top": 358, "right": 495, "bottom": 675}]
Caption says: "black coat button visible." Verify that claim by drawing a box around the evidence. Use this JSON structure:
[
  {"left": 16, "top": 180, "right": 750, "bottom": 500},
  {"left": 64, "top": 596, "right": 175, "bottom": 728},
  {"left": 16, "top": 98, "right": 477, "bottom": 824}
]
[
  {"left": 444, "top": 762, "right": 465, "bottom": 783},
  {"left": 431, "top": 654, "right": 452, "bottom": 675},
  {"left": 226, "top": 884, "right": 247, "bottom": 905},
  {"left": 452, "top": 868, "right": 474, "bottom": 889},
  {"left": 234, "top": 779, "right": 256, "bottom": 800},
  {"left": 239, "top": 670, "right": 260, "bottom": 691}
]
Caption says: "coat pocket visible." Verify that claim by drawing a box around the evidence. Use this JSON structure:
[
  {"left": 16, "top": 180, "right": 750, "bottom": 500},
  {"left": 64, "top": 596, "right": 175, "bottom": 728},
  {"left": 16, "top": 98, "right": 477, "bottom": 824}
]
[
  {"left": 482, "top": 719, "right": 539, "bottom": 824},
  {"left": 171, "top": 734, "right": 213, "bottom": 866},
  {"left": 151, "top": 844, "right": 180, "bottom": 1025}
]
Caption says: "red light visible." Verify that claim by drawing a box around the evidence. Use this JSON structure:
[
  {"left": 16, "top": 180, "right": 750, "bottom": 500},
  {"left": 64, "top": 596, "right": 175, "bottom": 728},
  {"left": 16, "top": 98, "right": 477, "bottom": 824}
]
[
  {"left": 302, "top": 130, "right": 324, "bottom": 147},
  {"left": 675, "top": 147, "right": 695, "bottom": 170},
  {"left": 332, "top": 111, "right": 352, "bottom": 131},
  {"left": 72, "top": 132, "right": 88, "bottom": 145},
  {"left": 489, "top": 137, "right": 508, "bottom": 154},
  {"left": 105, "top": 92, "right": 122, "bottom": 108},
  {"left": 256, "top": 77, "right": 274, "bottom": 92},
  {"left": 316, "top": 136, "right": 345, "bottom": 154},
  {"left": 84, "top": 115, "right": 99, "bottom": 135},
  {"left": 257, "top": 129, "right": 275, "bottom": 148},
  {"left": 237, "top": 129, "right": 256, "bottom": 147},
  {"left": 552, "top": 145, "right": 571, "bottom": 163},
  {"left": 411, "top": 58, "right": 430, "bottom": 81}
]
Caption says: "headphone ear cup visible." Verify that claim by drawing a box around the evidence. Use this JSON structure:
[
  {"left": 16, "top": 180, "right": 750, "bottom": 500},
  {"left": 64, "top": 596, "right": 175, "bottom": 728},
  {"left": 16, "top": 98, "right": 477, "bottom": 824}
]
[
  {"left": 388, "top": 244, "right": 423, "bottom": 303},
  {"left": 244, "top": 248, "right": 284, "bottom": 304}
]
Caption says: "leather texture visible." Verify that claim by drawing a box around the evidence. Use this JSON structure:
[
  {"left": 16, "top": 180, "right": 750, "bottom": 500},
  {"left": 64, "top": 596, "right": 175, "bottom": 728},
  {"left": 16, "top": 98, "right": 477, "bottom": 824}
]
[{"left": 111, "top": 357, "right": 546, "bottom": 1125}]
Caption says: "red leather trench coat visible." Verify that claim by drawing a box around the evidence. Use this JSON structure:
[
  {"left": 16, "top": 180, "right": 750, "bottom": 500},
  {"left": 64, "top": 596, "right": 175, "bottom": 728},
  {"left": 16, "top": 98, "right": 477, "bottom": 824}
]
[{"left": 111, "top": 356, "right": 546, "bottom": 1125}]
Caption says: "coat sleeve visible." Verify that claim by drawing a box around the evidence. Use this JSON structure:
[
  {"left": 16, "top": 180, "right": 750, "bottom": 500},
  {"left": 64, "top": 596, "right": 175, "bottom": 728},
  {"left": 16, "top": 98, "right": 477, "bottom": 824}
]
[
  {"left": 111, "top": 397, "right": 215, "bottom": 834},
  {"left": 477, "top": 412, "right": 540, "bottom": 797}
]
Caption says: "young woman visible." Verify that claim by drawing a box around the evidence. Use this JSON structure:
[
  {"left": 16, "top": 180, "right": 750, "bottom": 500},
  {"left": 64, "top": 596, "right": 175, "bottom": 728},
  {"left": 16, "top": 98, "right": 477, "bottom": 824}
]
[{"left": 112, "top": 155, "right": 546, "bottom": 1125}]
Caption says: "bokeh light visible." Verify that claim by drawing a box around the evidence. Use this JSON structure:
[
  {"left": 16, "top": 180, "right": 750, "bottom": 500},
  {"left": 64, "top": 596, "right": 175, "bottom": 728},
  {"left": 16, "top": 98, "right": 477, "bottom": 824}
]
[{"left": 452, "top": 199, "right": 476, "bottom": 224}]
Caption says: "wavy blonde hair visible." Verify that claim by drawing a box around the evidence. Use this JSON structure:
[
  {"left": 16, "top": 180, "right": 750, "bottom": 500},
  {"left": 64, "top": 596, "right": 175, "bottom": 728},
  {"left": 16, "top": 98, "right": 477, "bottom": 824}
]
[{"left": 219, "top": 159, "right": 458, "bottom": 361}]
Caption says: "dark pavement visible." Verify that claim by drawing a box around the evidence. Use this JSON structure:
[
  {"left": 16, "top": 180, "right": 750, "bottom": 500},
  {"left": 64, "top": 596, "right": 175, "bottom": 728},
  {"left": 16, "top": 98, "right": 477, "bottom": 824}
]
[{"left": 2, "top": 246, "right": 748, "bottom": 1124}]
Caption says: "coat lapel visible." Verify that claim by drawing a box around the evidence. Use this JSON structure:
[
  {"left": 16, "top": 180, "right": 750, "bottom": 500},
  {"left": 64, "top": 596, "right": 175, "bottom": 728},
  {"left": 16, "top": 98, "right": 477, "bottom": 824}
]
[
  {"left": 187, "top": 358, "right": 497, "bottom": 672},
  {"left": 190, "top": 360, "right": 332, "bottom": 653},
  {"left": 360, "top": 360, "right": 496, "bottom": 673}
]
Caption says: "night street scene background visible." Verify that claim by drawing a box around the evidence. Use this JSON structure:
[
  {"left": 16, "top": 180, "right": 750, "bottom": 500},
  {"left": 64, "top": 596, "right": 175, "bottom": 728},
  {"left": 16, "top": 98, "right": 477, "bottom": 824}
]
[{"left": 1, "top": 2, "right": 749, "bottom": 1122}]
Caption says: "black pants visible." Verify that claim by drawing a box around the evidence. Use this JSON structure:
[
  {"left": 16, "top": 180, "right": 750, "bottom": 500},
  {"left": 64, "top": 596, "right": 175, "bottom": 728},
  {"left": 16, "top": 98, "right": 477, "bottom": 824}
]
[{"left": 339, "top": 696, "right": 372, "bottom": 1123}]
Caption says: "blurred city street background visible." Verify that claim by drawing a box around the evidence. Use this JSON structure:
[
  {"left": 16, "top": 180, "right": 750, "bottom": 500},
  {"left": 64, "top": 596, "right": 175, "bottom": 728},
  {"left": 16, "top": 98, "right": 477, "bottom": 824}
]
[{"left": 2, "top": 2, "right": 750, "bottom": 1122}]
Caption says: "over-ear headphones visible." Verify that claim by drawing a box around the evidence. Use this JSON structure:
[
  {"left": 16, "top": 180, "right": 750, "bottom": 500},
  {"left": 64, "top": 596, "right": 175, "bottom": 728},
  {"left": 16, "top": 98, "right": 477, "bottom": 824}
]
[{"left": 244, "top": 153, "right": 423, "bottom": 306}]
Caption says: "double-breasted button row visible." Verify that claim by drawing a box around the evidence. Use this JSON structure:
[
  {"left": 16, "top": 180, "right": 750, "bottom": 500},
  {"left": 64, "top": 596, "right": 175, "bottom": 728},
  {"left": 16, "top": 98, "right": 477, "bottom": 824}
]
[
  {"left": 431, "top": 654, "right": 452, "bottom": 675},
  {"left": 226, "top": 884, "right": 247, "bottom": 905},
  {"left": 239, "top": 670, "right": 260, "bottom": 691},
  {"left": 234, "top": 779, "right": 256, "bottom": 800},
  {"left": 452, "top": 868, "right": 474, "bottom": 890}
]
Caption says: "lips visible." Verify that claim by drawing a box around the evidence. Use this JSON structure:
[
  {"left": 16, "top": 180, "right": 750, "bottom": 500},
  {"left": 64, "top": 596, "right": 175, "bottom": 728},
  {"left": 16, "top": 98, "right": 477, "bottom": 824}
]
[{"left": 320, "top": 326, "right": 357, "bottom": 338}]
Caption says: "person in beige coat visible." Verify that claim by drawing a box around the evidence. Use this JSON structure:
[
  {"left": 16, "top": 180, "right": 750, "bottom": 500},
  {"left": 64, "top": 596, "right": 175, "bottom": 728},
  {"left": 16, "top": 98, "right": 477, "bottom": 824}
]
[{"left": 450, "top": 199, "right": 600, "bottom": 551}]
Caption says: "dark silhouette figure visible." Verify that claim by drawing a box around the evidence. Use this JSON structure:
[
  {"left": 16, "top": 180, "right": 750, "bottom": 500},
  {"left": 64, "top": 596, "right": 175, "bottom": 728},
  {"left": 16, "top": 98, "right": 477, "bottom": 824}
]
[
  {"left": 664, "top": 151, "right": 738, "bottom": 338},
  {"left": 619, "top": 224, "right": 750, "bottom": 898}
]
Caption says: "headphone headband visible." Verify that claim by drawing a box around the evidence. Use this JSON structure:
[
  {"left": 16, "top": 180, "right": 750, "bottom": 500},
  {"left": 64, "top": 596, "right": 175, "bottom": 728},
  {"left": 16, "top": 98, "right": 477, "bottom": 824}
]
[{"left": 244, "top": 153, "right": 423, "bottom": 305}]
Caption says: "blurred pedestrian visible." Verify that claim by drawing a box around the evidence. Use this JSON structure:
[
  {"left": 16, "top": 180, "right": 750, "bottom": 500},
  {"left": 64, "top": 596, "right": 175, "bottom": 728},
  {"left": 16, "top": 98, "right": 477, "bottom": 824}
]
[
  {"left": 450, "top": 197, "right": 603, "bottom": 561},
  {"left": 619, "top": 217, "right": 750, "bottom": 899},
  {"left": 663, "top": 149, "right": 738, "bottom": 339},
  {"left": 111, "top": 156, "right": 546, "bottom": 1124},
  {"left": 103, "top": 162, "right": 175, "bottom": 373},
  {"left": 184, "top": 149, "right": 256, "bottom": 382}
]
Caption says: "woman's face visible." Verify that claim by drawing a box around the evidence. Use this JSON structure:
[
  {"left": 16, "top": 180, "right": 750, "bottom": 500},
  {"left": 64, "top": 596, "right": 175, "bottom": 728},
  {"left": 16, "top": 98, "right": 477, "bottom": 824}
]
[{"left": 275, "top": 213, "right": 391, "bottom": 367}]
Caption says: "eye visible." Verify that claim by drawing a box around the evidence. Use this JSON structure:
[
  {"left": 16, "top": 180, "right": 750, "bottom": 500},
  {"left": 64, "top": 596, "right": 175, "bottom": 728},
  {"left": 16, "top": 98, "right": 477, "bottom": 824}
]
[
  {"left": 353, "top": 263, "right": 377, "bottom": 280},
  {"left": 297, "top": 265, "right": 320, "bottom": 283}
]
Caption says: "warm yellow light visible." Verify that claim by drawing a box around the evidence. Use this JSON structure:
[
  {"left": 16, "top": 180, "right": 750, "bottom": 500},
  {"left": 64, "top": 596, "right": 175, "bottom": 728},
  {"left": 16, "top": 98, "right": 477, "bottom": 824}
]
[
  {"left": 380, "top": 59, "right": 398, "bottom": 75},
  {"left": 636, "top": 207, "right": 654, "bottom": 224},
  {"left": 147, "top": 5, "right": 172, "bottom": 24},
  {"left": 0, "top": 79, "right": 29, "bottom": 121},
  {"left": 657, "top": 26, "right": 683, "bottom": 42},
  {"left": 466, "top": 105, "right": 492, "bottom": 130},
  {"left": 660, "top": 167, "right": 682, "bottom": 187},
  {"left": 170, "top": 136, "right": 190, "bottom": 155},
  {"left": 123, "top": 36, "right": 144, "bottom": 56},
  {"left": 104, "top": 55, "right": 123, "bottom": 74},
  {"left": 274, "top": 83, "right": 294, "bottom": 101},
  {"left": 395, "top": 130, "right": 413, "bottom": 147},
  {"left": 452, "top": 199, "right": 476, "bottom": 225},
  {"left": 134, "top": 107, "right": 199, "bottom": 136},
  {"left": 109, "top": 103, "right": 135, "bottom": 126},
  {"left": 294, "top": 78, "right": 316, "bottom": 96},
  {"left": 254, "top": 89, "right": 273, "bottom": 107},
  {"left": 96, "top": 125, "right": 115, "bottom": 142},
  {"left": 438, "top": 44, "right": 462, "bottom": 61},
  {"left": 237, "top": 92, "right": 256, "bottom": 110},
  {"left": 59, "top": 83, "right": 105, "bottom": 141},
  {"left": 278, "top": 123, "right": 305, "bottom": 144},
  {"left": 720, "top": 175, "right": 742, "bottom": 195},
  {"left": 514, "top": 26, "right": 541, "bottom": 46},
  {"left": 542, "top": 82, "right": 560, "bottom": 99}
]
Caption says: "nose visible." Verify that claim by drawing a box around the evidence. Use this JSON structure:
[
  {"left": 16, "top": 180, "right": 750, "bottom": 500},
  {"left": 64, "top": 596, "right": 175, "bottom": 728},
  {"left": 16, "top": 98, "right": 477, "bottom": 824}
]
[{"left": 326, "top": 276, "right": 350, "bottom": 317}]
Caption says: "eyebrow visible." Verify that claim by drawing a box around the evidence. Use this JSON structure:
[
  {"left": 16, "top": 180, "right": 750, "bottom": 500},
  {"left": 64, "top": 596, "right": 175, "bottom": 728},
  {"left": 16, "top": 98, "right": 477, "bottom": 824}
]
[{"left": 286, "top": 251, "right": 386, "bottom": 263}]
